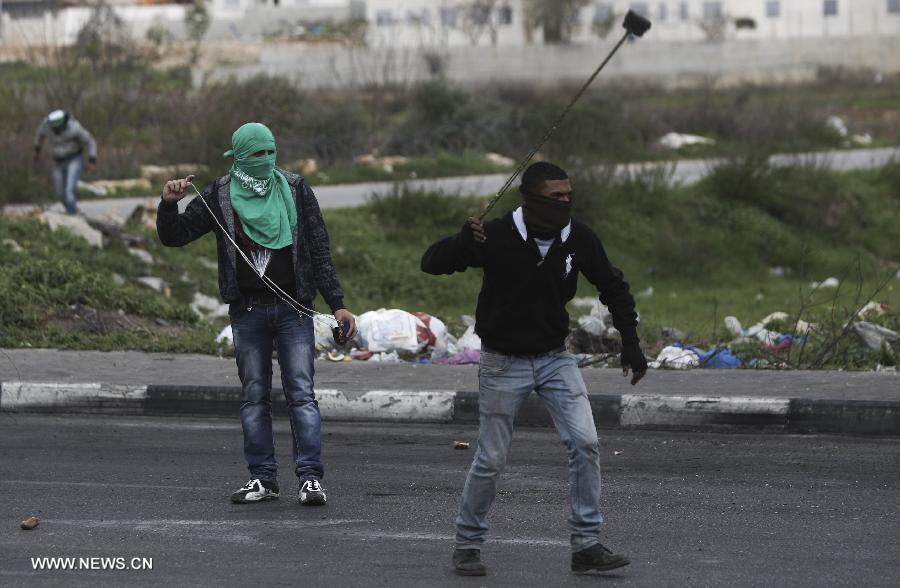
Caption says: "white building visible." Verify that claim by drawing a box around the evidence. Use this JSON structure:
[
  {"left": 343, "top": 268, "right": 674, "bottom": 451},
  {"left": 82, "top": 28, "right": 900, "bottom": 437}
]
[{"left": 363, "top": 0, "right": 900, "bottom": 47}]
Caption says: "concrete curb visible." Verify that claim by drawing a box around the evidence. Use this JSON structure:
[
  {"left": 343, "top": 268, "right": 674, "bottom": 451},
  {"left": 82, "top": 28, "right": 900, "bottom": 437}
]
[{"left": 1, "top": 382, "right": 898, "bottom": 436}]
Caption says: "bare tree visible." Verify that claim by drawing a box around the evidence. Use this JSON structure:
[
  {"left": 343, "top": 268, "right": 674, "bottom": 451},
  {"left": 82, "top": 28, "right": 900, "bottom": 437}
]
[{"left": 523, "top": 0, "right": 589, "bottom": 44}]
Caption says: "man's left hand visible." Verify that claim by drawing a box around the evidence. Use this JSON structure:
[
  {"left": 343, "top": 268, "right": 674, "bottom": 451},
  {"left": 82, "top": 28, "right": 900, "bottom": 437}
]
[
  {"left": 334, "top": 309, "right": 357, "bottom": 339},
  {"left": 621, "top": 344, "right": 648, "bottom": 386}
]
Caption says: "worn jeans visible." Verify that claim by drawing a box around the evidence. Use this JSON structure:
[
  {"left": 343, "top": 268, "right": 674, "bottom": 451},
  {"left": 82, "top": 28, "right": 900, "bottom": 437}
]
[
  {"left": 229, "top": 301, "right": 323, "bottom": 482},
  {"left": 455, "top": 348, "right": 603, "bottom": 552},
  {"left": 52, "top": 155, "right": 82, "bottom": 215}
]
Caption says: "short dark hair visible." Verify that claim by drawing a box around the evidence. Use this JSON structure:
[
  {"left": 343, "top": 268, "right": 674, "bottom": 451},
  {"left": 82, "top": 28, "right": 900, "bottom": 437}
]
[{"left": 519, "top": 162, "right": 568, "bottom": 196}]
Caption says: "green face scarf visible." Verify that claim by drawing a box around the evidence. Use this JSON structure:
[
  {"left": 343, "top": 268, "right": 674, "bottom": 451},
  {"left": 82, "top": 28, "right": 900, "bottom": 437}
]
[{"left": 225, "top": 122, "right": 296, "bottom": 249}]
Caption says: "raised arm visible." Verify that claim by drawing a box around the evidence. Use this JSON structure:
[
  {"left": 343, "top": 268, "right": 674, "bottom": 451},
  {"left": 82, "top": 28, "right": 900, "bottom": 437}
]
[{"left": 156, "top": 175, "right": 216, "bottom": 247}]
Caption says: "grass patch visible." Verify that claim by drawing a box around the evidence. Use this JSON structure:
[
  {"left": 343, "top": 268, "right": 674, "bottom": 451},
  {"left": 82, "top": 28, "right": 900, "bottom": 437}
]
[{"left": 2, "top": 162, "right": 898, "bottom": 368}]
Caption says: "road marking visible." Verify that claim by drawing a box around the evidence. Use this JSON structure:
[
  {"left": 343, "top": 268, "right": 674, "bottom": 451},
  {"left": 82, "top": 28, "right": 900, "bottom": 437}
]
[
  {"left": 1, "top": 480, "right": 223, "bottom": 491},
  {"left": 351, "top": 531, "right": 568, "bottom": 547},
  {"left": 50, "top": 518, "right": 371, "bottom": 528}
]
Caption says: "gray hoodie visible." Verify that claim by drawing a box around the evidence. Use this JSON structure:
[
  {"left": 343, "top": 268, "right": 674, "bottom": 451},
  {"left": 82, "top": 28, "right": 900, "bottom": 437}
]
[{"left": 34, "top": 116, "right": 97, "bottom": 162}]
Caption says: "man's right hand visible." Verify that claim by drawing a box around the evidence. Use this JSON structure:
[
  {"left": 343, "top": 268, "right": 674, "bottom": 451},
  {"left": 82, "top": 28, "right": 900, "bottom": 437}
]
[
  {"left": 461, "top": 217, "right": 486, "bottom": 244},
  {"left": 162, "top": 175, "right": 195, "bottom": 203}
]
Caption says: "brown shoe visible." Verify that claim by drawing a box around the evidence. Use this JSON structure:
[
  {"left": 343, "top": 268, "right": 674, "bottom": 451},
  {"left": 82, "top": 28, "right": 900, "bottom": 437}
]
[
  {"left": 453, "top": 548, "right": 487, "bottom": 576},
  {"left": 571, "top": 543, "right": 630, "bottom": 573}
]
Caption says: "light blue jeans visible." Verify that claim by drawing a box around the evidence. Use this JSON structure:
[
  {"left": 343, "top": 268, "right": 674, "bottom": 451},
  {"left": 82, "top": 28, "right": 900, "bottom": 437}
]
[
  {"left": 455, "top": 348, "right": 603, "bottom": 552},
  {"left": 52, "top": 155, "right": 82, "bottom": 215},
  {"left": 229, "top": 302, "right": 323, "bottom": 482}
]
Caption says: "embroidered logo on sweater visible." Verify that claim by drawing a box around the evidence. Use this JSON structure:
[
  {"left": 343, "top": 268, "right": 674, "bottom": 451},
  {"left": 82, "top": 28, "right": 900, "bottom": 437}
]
[{"left": 564, "top": 253, "right": 574, "bottom": 278}]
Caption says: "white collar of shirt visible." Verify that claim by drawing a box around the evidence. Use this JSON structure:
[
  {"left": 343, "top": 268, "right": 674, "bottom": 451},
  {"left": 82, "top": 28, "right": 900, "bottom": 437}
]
[{"left": 512, "top": 206, "right": 572, "bottom": 243}]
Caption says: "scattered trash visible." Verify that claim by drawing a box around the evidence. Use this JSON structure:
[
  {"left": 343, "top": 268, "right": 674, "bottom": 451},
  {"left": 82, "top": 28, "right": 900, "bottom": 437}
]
[
  {"left": 367, "top": 351, "right": 402, "bottom": 363},
  {"left": 857, "top": 302, "right": 893, "bottom": 320},
  {"left": 852, "top": 321, "right": 900, "bottom": 350},
  {"left": 875, "top": 364, "right": 898, "bottom": 374},
  {"left": 768, "top": 266, "right": 789, "bottom": 277},
  {"left": 657, "top": 132, "right": 715, "bottom": 150},
  {"left": 649, "top": 345, "right": 700, "bottom": 369},
  {"left": 350, "top": 350, "right": 374, "bottom": 361},
  {"left": 2, "top": 238, "right": 23, "bottom": 253},
  {"left": 357, "top": 308, "right": 426, "bottom": 353},
  {"left": 216, "top": 325, "right": 234, "bottom": 357},
  {"left": 635, "top": 286, "right": 654, "bottom": 298},
  {"left": 613, "top": 450, "right": 623, "bottom": 456},
  {"left": 851, "top": 133, "right": 873, "bottom": 146},
  {"left": 454, "top": 441, "right": 470, "bottom": 450},
  {"left": 456, "top": 325, "right": 482, "bottom": 353},
  {"left": 327, "top": 350, "right": 351, "bottom": 362},
  {"left": 111, "top": 273, "right": 126, "bottom": 286},
  {"left": 20, "top": 516, "right": 39, "bottom": 530},
  {"left": 433, "top": 350, "right": 481, "bottom": 365},
  {"left": 826, "top": 115, "right": 848, "bottom": 137},
  {"left": 810, "top": 277, "right": 840, "bottom": 289}
]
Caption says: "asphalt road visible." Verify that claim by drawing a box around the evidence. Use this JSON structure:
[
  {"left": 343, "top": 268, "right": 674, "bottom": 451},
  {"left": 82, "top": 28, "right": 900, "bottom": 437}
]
[{"left": 1, "top": 415, "right": 898, "bottom": 587}]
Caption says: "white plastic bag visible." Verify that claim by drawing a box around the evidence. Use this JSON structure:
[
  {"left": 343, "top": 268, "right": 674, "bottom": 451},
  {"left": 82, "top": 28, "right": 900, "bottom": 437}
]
[{"left": 357, "top": 309, "right": 423, "bottom": 353}]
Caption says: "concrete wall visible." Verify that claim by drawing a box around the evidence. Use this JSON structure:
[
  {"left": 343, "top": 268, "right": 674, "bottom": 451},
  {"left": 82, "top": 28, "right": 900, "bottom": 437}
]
[{"left": 202, "top": 34, "right": 900, "bottom": 88}]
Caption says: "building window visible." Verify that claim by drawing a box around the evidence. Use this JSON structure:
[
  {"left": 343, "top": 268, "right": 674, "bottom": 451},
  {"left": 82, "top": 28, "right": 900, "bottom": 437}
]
[
  {"left": 630, "top": 3, "right": 649, "bottom": 18},
  {"left": 440, "top": 7, "right": 457, "bottom": 27},
  {"left": 888, "top": 0, "right": 900, "bottom": 15},
  {"left": 375, "top": 9, "right": 394, "bottom": 27},
  {"left": 679, "top": 1, "right": 689, "bottom": 20},
  {"left": 659, "top": 2, "right": 668, "bottom": 21},
  {"left": 766, "top": 1, "right": 780, "bottom": 17},
  {"left": 594, "top": 2, "right": 613, "bottom": 21},
  {"left": 823, "top": 0, "right": 838, "bottom": 16},
  {"left": 471, "top": 4, "right": 490, "bottom": 25},
  {"left": 498, "top": 3, "right": 513, "bottom": 25},
  {"left": 703, "top": 2, "right": 723, "bottom": 19}
]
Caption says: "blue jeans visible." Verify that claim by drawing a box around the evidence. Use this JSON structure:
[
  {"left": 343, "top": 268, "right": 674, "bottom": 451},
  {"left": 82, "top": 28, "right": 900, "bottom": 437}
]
[
  {"left": 455, "top": 348, "right": 603, "bottom": 552},
  {"left": 52, "top": 155, "right": 82, "bottom": 215},
  {"left": 229, "top": 302, "right": 323, "bottom": 482}
]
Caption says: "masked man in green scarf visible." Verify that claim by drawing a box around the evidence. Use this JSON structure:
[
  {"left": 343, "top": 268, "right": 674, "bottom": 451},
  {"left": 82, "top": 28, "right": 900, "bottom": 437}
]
[
  {"left": 157, "top": 122, "right": 356, "bottom": 506},
  {"left": 422, "top": 161, "right": 646, "bottom": 576}
]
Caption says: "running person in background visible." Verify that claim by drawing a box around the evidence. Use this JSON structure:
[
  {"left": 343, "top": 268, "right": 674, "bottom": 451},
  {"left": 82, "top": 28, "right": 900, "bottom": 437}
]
[
  {"left": 33, "top": 110, "right": 97, "bottom": 215},
  {"left": 421, "top": 161, "right": 647, "bottom": 576},
  {"left": 157, "top": 122, "right": 356, "bottom": 506}
]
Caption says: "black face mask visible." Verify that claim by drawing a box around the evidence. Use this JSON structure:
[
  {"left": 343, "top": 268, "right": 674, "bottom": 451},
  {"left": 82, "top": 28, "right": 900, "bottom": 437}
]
[{"left": 522, "top": 192, "right": 573, "bottom": 234}]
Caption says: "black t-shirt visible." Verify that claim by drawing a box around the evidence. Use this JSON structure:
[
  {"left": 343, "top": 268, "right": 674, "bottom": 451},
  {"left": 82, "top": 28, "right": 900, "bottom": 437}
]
[{"left": 234, "top": 215, "right": 297, "bottom": 298}]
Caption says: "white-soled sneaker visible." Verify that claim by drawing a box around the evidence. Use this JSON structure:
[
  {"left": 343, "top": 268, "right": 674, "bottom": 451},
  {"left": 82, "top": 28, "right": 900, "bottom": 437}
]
[
  {"left": 230, "top": 479, "right": 279, "bottom": 503},
  {"left": 299, "top": 479, "right": 327, "bottom": 506}
]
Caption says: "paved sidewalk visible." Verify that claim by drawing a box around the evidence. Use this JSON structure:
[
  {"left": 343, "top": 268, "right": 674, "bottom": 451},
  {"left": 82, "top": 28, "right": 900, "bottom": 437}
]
[{"left": 1, "top": 349, "right": 898, "bottom": 435}]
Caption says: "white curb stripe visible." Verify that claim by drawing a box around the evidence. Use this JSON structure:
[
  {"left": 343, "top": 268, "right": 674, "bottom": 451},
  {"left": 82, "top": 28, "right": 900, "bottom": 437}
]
[
  {"left": 316, "top": 389, "right": 456, "bottom": 422},
  {"left": 0, "top": 382, "right": 148, "bottom": 411},
  {"left": 619, "top": 394, "right": 790, "bottom": 427}
]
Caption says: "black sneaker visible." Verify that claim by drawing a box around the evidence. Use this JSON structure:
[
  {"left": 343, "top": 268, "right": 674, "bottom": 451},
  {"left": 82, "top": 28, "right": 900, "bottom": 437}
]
[
  {"left": 299, "top": 479, "right": 327, "bottom": 506},
  {"left": 452, "top": 548, "right": 486, "bottom": 576},
  {"left": 230, "top": 479, "right": 279, "bottom": 503},
  {"left": 571, "top": 543, "right": 630, "bottom": 573}
]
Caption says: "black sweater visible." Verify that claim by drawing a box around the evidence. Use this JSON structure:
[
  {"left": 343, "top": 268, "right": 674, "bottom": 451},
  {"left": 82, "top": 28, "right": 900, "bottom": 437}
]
[{"left": 420, "top": 210, "right": 639, "bottom": 355}]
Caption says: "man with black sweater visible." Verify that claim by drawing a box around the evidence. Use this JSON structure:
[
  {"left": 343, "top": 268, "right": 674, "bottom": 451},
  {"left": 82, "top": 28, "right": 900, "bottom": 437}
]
[{"left": 421, "top": 162, "right": 647, "bottom": 576}]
